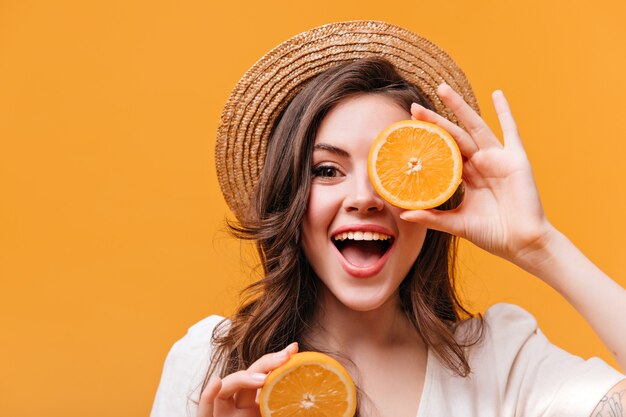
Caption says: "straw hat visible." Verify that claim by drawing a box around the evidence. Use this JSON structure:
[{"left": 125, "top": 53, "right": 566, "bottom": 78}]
[{"left": 216, "top": 20, "right": 479, "bottom": 221}]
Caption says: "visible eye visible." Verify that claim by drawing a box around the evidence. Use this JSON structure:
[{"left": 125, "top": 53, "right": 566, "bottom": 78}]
[{"left": 312, "top": 164, "right": 341, "bottom": 178}]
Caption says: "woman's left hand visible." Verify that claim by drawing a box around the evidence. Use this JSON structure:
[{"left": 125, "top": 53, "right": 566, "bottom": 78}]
[
  {"left": 404, "top": 87, "right": 626, "bottom": 374},
  {"left": 400, "top": 84, "right": 552, "bottom": 265}
]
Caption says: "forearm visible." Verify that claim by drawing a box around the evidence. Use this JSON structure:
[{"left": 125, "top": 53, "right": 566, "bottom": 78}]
[{"left": 514, "top": 224, "right": 626, "bottom": 371}]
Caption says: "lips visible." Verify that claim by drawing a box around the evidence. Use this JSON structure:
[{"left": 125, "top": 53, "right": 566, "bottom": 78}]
[{"left": 331, "top": 225, "right": 395, "bottom": 278}]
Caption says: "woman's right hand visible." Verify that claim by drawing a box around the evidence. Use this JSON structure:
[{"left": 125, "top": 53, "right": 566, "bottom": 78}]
[{"left": 197, "top": 342, "right": 299, "bottom": 417}]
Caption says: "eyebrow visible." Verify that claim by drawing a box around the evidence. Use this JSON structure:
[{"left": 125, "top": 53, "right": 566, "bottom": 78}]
[{"left": 313, "top": 143, "right": 350, "bottom": 158}]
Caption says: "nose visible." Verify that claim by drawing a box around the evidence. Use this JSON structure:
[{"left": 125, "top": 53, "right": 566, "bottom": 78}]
[{"left": 343, "top": 170, "right": 385, "bottom": 214}]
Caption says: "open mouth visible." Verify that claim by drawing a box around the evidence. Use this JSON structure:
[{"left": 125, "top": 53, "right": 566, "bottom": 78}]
[{"left": 332, "top": 231, "right": 394, "bottom": 268}]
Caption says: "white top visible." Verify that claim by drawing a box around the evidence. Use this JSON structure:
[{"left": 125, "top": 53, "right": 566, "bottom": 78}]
[{"left": 150, "top": 304, "right": 624, "bottom": 417}]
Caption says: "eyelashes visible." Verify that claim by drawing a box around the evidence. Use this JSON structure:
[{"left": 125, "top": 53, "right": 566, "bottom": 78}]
[{"left": 312, "top": 165, "right": 341, "bottom": 178}]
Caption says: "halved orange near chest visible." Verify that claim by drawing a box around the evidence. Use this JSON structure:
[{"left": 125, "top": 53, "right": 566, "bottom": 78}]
[{"left": 259, "top": 351, "right": 356, "bottom": 417}]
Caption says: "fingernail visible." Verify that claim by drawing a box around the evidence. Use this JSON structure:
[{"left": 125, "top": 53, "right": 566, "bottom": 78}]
[
  {"left": 251, "top": 372, "right": 267, "bottom": 381},
  {"left": 437, "top": 83, "right": 452, "bottom": 95},
  {"left": 281, "top": 342, "right": 297, "bottom": 353}
]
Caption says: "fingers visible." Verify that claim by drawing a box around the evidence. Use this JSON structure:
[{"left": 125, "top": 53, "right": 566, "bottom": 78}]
[
  {"left": 411, "top": 102, "right": 479, "bottom": 157},
  {"left": 197, "top": 377, "right": 221, "bottom": 416},
  {"left": 197, "top": 343, "right": 299, "bottom": 416},
  {"left": 219, "top": 342, "right": 298, "bottom": 399},
  {"left": 247, "top": 342, "right": 299, "bottom": 373},
  {"left": 232, "top": 342, "right": 299, "bottom": 409},
  {"left": 436, "top": 83, "right": 503, "bottom": 151},
  {"left": 400, "top": 207, "right": 464, "bottom": 237},
  {"left": 199, "top": 372, "right": 264, "bottom": 417},
  {"left": 492, "top": 90, "right": 524, "bottom": 152},
  {"left": 218, "top": 370, "right": 268, "bottom": 400}
]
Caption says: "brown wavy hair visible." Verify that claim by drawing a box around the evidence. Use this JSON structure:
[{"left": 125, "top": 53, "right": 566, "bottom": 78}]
[{"left": 202, "top": 57, "right": 482, "bottom": 404}]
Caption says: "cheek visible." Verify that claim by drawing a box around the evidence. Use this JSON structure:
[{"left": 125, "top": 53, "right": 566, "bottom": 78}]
[
  {"left": 302, "top": 189, "right": 324, "bottom": 245},
  {"left": 396, "top": 216, "right": 429, "bottom": 258},
  {"left": 301, "top": 185, "right": 343, "bottom": 258},
  {"left": 304, "top": 185, "right": 341, "bottom": 230}
]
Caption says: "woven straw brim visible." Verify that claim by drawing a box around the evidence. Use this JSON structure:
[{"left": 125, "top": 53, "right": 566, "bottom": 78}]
[{"left": 216, "top": 20, "right": 479, "bottom": 222}]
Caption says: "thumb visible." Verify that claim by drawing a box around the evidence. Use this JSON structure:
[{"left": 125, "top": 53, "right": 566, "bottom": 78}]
[{"left": 399, "top": 209, "right": 464, "bottom": 237}]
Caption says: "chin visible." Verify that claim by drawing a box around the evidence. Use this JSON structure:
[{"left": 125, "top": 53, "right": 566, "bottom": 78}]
[{"left": 332, "top": 289, "right": 395, "bottom": 313}]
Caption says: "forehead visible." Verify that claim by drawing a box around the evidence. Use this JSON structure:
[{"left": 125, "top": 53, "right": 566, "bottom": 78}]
[{"left": 315, "top": 94, "right": 411, "bottom": 146}]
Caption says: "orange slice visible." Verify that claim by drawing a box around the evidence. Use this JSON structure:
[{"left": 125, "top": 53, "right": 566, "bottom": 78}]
[
  {"left": 259, "top": 351, "right": 357, "bottom": 417},
  {"left": 368, "top": 120, "right": 463, "bottom": 210}
]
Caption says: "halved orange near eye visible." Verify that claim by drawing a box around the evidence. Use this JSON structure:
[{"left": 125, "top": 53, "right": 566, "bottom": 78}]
[{"left": 368, "top": 120, "right": 463, "bottom": 210}]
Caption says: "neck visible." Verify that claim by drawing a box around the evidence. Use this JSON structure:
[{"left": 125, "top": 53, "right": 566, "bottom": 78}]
[{"left": 304, "top": 285, "right": 422, "bottom": 355}]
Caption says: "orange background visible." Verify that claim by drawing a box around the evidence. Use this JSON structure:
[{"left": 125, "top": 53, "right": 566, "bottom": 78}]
[{"left": 1, "top": 0, "right": 625, "bottom": 416}]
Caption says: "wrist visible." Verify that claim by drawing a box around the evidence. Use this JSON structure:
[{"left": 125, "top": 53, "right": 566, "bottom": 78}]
[{"left": 510, "top": 221, "right": 562, "bottom": 277}]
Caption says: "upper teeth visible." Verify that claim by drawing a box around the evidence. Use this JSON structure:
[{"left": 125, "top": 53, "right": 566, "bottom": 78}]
[{"left": 333, "top": 231, "right": 392, "bottom": 241}]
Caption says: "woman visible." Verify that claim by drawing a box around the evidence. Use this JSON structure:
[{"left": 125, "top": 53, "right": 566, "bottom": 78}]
[{"left": 152, "top": 21, "right": 625, "bottom": 417}]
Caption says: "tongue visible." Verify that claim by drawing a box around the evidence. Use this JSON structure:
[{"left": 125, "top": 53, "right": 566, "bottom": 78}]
[{"left": 340, "top": 241, "right": 386, "bottom": 267}]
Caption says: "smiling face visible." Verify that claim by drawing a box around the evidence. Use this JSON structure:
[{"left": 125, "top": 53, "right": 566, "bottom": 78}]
[{"left": 301, "top": 94, "right": 428, "bottom": 313}]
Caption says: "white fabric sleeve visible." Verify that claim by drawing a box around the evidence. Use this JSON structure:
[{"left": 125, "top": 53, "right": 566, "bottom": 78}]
[
  {"left": 150, "top": 315, "right": 225, "bottom": 417},
  {"left": 484, "top": 303, "right": 625, "bottom": 417}
]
